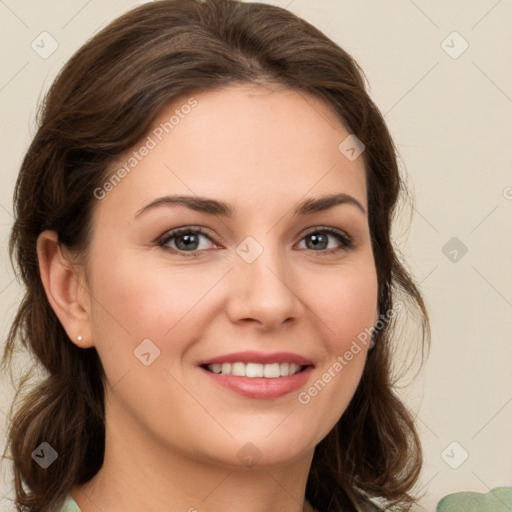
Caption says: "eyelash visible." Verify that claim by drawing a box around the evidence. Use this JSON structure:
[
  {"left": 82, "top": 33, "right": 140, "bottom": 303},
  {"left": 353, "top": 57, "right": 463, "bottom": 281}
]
[{"left": 157, "top": 226, "right": 355, "bottom": 257}]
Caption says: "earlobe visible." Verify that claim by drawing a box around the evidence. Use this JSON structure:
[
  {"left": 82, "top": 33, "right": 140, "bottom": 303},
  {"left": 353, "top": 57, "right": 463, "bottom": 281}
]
[{"left": 36, "top": 230, "right": 93, "bottom": 348}]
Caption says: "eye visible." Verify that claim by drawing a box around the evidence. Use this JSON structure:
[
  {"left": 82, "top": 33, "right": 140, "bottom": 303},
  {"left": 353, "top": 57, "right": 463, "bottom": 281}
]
[
  {"left": 158, "top": 226, "right": 216, "bottom": 256},
  {"left": 158, "top": 226, "right": 354, "bottom": 257},
  {"left": 297, "top": 227, "right": 354, "bottom": 254}
]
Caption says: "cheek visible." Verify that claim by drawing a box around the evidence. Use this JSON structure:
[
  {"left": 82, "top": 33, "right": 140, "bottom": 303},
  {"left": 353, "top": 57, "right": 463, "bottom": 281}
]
[
  {"left": 298, "top": 258, "right": 377, "bottom": 431},
  {"left": 312, "top": 257, "right": 378, "bottom": 350},
  {"left": 86, "top": 251, "right": 208, "bottom": 389},
  {"left": 89, "top": 253, "right": 208, "bottom": 339},
  {"left": 328, "top": 264, "right": 377, "bottom": 377}
]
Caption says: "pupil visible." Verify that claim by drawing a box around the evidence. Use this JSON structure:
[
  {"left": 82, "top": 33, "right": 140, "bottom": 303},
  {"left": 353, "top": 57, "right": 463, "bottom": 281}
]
[
  {"left": 178, "top": 233, "right": 198, "bottom": 250},
  {"left": 309, "top": 234, "right": 326, "bottom": 250}
]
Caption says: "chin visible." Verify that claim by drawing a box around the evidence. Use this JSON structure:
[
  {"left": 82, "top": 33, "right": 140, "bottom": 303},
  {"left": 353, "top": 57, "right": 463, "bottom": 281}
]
[{"left": 233, "top": 432, "right": 316, "bottom": 469}]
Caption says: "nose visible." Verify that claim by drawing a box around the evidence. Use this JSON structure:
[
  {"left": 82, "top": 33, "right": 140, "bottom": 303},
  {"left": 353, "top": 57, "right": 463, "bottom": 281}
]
[{"left": 225, "top": 239, "right": 304, "bottom": 331}]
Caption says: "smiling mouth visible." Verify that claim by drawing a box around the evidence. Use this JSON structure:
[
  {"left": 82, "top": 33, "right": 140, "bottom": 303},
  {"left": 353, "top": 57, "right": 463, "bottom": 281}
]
[{"left": 201, "top": 362, "right": 308, "bottom": 378}]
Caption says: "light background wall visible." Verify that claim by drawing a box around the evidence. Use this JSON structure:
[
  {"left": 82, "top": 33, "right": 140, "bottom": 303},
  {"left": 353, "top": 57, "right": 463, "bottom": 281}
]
[{"left": 0, "top": 1, "right": 511, "bottom": 510}]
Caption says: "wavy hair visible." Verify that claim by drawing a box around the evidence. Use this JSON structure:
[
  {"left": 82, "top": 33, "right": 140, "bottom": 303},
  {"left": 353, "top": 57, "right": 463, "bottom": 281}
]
[{"left": 1, "top": 1, "right": 430, "bottom": 510}]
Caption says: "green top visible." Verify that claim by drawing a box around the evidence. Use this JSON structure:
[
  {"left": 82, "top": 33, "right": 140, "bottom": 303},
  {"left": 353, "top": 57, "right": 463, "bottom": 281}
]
[
  {"left": 59, "top": 494, "right": 381, "bottom": 511},
  {"left": 60, "top": 487, "right": 512, "bottom": 511},
  {"left": 436, "top": 486, "right": 512, "bottom": 512}
]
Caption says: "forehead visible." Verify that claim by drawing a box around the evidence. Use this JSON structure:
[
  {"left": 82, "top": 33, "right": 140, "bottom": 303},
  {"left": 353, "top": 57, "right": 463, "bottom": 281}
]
[{"left": 96, "top": 83, "right": 367, "bottom": 220}]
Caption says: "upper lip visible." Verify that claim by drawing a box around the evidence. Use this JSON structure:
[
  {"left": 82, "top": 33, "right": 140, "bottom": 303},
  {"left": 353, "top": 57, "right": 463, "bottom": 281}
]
[{"left": 198, "top": 351, "right": 314, "bottom": 367}]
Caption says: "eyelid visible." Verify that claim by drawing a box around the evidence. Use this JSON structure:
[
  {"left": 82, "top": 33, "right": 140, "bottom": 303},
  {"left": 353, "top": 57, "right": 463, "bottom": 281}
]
[
  {"left": 301, "top": 225, "right": 353, "bottom": 244},
  {"left": 157, "top": 225, "right": 218, "bottom": 247},
  {"left": 298, "top": 226, "right": 355, "bottom": 253},
  {"left": 157, "top": 225, "right": 355, "bottom": 254}
]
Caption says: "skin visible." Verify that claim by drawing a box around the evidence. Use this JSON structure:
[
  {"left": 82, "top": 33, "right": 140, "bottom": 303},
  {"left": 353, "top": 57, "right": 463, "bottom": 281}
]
[{"left": 37, "top": 83, "right": 379, "bottom": 512}]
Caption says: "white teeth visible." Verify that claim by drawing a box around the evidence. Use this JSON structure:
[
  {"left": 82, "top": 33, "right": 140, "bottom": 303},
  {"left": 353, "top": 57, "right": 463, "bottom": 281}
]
[
  {"left": 289, "top": 363, "right": 300, "bottom": 375},
  {"left": 205, "top": 361, "right": 304, "bottom": 378},
  {"left": 231, "top": 362, "right": 246, "bottom": 376},
  {"left": 246, "top": 363, "right": 264, "bottom": 377},
  {"left": 210, "top": 363, "right": 222, "bottom": 374},
  {"left": 263, "top": 363, "right": 280, "bottom": 378}
]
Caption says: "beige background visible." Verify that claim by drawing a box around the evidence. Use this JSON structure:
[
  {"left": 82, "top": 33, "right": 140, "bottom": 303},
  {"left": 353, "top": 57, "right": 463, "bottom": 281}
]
[{"left": 1, "top": 0, "right": 511, "bottom": 510}]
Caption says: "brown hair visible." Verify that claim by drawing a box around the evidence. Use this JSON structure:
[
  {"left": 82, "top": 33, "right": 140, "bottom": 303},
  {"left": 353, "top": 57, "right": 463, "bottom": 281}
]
[{"left": 1, "top": 1, "right": 430, "bottom": 511}]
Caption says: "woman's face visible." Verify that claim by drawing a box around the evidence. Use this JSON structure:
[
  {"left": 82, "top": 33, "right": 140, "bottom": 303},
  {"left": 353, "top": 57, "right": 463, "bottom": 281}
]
[{"left": 84, "top": 83, "right": 378, "bottom": 468}]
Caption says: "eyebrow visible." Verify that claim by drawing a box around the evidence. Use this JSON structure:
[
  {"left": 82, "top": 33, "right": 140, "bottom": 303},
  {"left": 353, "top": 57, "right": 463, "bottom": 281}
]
[{"left": 134, "top": 192, "right": 366, "bottom": 219}]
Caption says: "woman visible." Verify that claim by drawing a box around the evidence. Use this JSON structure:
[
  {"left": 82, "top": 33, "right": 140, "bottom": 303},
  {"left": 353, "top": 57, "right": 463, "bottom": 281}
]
[{"left": 1, "top": 0, "right": 430, "bottom": 511}]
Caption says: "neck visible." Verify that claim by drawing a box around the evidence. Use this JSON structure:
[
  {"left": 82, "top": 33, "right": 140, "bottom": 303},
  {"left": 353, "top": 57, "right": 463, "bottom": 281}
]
[{"left": 72, "top": 394, "right": 315, "bottom": 512}]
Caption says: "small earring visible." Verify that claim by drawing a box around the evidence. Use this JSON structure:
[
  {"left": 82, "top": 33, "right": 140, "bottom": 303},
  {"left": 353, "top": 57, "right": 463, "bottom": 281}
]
[{"left": 77, "top": 335, "right": 82, "bottom": 342}]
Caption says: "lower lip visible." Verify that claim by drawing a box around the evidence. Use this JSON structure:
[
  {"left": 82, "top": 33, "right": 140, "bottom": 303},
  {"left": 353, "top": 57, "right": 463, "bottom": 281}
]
[{"left": 199, "top": 366, "right": 314, "bottom": 399}]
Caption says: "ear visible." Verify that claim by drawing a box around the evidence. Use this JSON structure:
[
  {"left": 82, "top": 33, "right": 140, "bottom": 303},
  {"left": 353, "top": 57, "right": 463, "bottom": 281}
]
[{"left": 37, "top": 230, "right": 93, "bottom": 348}]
